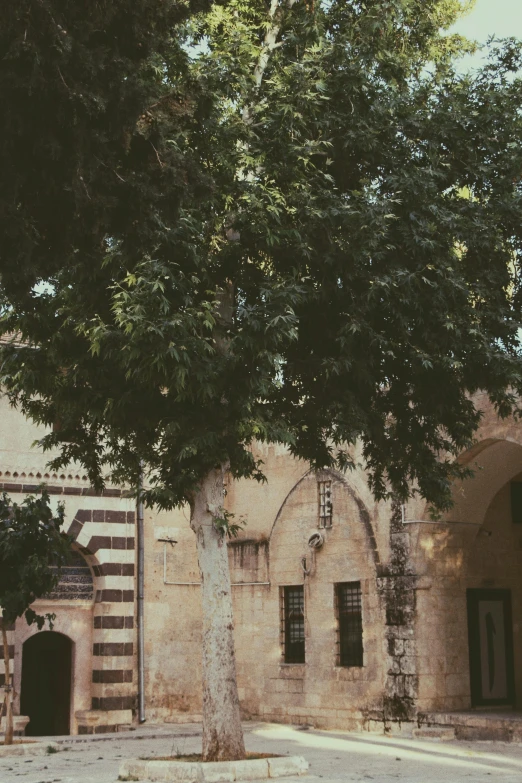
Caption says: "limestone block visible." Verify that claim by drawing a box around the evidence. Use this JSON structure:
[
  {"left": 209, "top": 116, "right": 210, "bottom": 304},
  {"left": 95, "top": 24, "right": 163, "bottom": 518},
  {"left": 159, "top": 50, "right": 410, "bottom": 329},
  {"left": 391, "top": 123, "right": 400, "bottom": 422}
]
[
  {"left": 120, "top": 761, "right": 150, "bottom": 780},
  {"left": 286, "top": 679, "right": 304, "bottom": 694},
  {"left": 412, "top": 726, "right": 456, "bottom": 741},
  {"left": 75, "top": 710, "right": 103, "bottom": 727},
  {"left": 0, "top": 741, "right": 60, "bottom": 757},
  {"left": 268, "top": 756, "right": 309, "bottom": 777},
  {"left": 399, "top": 656, "right": 416, "bottom": 675},
  {"left": 445, "top": 674, "right": 469, "bottom": 697},
  {"left": 0, "top": 715, "right": 29, "bottom": 733},
  {"left": 231, "top": 759, "right": 269, "bottom": 780},
  {"left": 202, "top": 761, "right": 237, "bottom": 782},
  {"left": 417, "top": 675, "right": 441, "bottom": 700},
  {"left": 151, "top": 760, "right": 200, "bottom": 782},
  {"left": 76, "top": 708, "right": 132, "bottom": 729},
  {"left": 266, "top": 679, "right": 286, "bottom": 693}
]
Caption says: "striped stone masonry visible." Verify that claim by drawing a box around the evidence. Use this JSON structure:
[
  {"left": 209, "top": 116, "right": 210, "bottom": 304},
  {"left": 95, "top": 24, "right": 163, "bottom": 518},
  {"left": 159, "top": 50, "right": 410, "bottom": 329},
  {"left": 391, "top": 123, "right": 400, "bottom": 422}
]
[
  {"left": 66, "top": 507, "right": 137, "bottom": 731},
  {"left": 0, "top": 481, "right": 129, "bottom": 498},
  {"left": 0, "top": 629, "right": 15, "bottom": 692}
]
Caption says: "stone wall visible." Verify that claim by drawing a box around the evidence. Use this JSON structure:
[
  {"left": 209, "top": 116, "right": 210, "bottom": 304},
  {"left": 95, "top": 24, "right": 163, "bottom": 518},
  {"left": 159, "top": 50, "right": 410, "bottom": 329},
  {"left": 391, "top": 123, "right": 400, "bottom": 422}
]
[
  {"left": 3, "top": 493, "right": 138, "bottom": 734},
  {"left": 143, "top": 462, "right": 394, "bottom": 731},
  {"left": 4, "top": 390, "right": 522, "bottom": 734}
]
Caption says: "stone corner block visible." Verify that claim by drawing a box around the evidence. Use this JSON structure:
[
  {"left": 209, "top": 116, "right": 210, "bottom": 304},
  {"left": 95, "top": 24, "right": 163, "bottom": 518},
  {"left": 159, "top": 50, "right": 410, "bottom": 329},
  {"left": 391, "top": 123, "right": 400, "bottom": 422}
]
[
  {"left": 120, "top": 760, "right": 201, "bottom": 783},
  {"left": 0, "top": 740, "right": 60, "bottom": 758},
  {"left": 0, "top": 715, "right": 30, "bottom": 733},
  {"left": 231, "top": 759, "right": 268, "bottom": 781},
  {"left": 198, "top": 760, "right": 236, "bottom": 782},
  {"left": 268, "top": 756, "right": 309, "bottom": 777},
  {"left": 75, "top": 709, "right": 103, "bottom": 726}
]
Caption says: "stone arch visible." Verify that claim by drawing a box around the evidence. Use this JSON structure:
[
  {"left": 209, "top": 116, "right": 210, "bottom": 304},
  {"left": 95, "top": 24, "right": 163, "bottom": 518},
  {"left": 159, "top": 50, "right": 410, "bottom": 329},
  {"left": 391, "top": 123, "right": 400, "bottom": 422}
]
[
  {"left": 14, "top": 592, "right": 93, "bottom": 736},
  {"left": 64, "top": 508, "right": 137, "bottom": 732},
  {"left": 419, "top": 437, "right": 522, "bottom": 528},
  {"left": 12, "top": 507, "right": 137, "bottom": 734},
  {"left": 413, "top": 435, "right": 522, "bottom": 714},
  {"left": 263, "top": 468, "right": 387, "bottom": 727},
  {"left": 12, "top": 542, "right": 99, "bottom": 733},
  {"left": 269, "top": 467, "right": 381, "bottom": 568}
]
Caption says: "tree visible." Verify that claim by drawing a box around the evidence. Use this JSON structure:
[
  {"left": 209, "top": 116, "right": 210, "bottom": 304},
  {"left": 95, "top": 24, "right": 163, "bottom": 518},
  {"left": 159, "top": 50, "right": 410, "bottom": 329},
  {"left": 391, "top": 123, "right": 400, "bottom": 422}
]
[
  {"left": 0, "top": 0, "right": 211, "bottom": 308},
  {"left": 1, "top": 0, "right": 522, "bottom": 761},
  {"left": 0, "top": 491, "right": 71, "bottom": 744}
]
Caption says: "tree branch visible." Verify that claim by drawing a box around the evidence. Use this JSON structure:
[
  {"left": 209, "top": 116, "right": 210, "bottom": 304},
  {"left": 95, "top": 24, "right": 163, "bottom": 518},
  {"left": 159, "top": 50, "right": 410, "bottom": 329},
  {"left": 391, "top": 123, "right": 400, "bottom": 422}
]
[{"left": 242, "top": 0, "right": 297, "bottom": 124}]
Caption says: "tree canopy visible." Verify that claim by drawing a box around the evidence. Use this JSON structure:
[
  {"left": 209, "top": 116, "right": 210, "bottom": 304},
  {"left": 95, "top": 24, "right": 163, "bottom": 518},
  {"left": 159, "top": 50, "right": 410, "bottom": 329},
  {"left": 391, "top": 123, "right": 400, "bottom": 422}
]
[
  {"left": 0, "top": 490, "right": 70, "bottom": 628},
  {"left": 0, "top": 0, "right": 210, "bottom": 304},
  {"left": 1, "top": 0, "right": 521, "bottom": 512}
]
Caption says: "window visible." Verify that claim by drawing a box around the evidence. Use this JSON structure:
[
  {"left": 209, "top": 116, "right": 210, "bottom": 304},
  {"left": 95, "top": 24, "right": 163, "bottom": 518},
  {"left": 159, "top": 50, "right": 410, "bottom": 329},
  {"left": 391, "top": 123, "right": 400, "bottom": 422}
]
[
  {"left": 336, "top": 582, "right": 363, "bottom": 667},
  {"left": 318, "top": 481, "right": 332, "bottom": 528},
  {"left": 281, "top": 586, "right": 305, "bottom": 663},
  {"left": 510, "top": 482, "right": 522, "bottom": 523}
]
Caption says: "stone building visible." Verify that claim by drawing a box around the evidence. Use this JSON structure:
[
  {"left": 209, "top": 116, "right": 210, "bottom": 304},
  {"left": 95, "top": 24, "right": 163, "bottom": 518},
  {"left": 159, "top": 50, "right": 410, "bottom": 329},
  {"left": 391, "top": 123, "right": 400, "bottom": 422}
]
[{"left": 1, "top": 390, "right": 522, "bottom": 737}]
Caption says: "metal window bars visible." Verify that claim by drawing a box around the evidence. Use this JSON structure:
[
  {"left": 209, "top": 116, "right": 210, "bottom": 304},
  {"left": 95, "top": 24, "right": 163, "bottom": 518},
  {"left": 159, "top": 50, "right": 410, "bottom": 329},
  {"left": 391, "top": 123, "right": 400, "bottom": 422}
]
[
  {"left": 318, "top": 481, "right": 332, "bottom": 528},
  {"left": 282, "top": 586, "right": 305, "bottom": 663},
  {"left": 336, "top": 582, "right": 363, "bottom": 667}
]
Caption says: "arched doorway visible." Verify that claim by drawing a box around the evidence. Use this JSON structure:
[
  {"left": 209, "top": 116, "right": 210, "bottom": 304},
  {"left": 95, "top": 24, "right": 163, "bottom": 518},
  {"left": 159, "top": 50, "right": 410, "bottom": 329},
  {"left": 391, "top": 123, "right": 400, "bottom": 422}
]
[
  {"left": 21, "top": 632, "right": 72, "bottom": 736},
  {"left": 413, "top": 437, "right": 522, "bottom": 714}
]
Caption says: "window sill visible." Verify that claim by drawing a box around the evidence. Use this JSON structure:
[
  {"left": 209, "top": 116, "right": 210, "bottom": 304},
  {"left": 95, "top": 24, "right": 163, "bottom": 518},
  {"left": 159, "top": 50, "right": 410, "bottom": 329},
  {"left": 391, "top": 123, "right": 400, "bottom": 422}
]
[{"left": 335, "top": 665, "right": 364, "bottom": 670}]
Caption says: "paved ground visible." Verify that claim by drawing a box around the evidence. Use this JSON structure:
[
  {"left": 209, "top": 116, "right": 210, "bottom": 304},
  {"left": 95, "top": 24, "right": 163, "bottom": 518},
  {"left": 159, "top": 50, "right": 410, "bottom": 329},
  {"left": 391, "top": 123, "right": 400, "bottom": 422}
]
[{"left": 2, "top": 722, "right": 522, "bottom": 783}]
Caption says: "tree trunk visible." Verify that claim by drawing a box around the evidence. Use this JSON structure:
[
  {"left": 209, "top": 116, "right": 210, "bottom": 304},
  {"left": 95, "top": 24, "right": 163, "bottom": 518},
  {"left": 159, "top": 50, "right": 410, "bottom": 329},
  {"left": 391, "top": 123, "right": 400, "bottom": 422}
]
[
  {"left": 190, "top": 465, "right": 245, "bottom": 762},
  {"left": 186, "top": 1, "right": 300, "bottom": 755},
  {"left": 1, "top": 619, "right": 13, "bottom": 745}
]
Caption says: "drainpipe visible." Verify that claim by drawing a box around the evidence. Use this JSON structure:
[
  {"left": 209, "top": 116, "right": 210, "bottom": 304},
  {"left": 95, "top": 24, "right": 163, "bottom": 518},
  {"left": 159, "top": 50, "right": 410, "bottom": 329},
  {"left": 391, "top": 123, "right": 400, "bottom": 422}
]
[{"left": 137, "top": 467, "right": 146, "bottom": 724}]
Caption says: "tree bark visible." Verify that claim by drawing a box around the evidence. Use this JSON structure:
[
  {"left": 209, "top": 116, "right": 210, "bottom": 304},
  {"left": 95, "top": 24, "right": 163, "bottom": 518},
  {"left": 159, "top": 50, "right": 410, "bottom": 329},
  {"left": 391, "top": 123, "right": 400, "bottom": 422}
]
[
  {"left": 190, "top": 465, "right": 245, "bottom": 762},
  {"left": 1, "top": 619, "right": 13, "bottom": 745}
]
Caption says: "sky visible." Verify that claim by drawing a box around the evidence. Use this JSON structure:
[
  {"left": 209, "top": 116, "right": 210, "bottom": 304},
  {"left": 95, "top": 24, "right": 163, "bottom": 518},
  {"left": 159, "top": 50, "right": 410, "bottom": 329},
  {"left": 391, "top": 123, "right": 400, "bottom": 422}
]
[{"left": 451, "top": 0, "right": 522, "bottom": 70}]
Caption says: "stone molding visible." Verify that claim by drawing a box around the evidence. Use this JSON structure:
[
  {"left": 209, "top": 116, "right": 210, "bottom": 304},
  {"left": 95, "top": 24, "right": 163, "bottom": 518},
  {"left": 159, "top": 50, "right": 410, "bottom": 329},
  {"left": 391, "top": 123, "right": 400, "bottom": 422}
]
[{"left": 0, "top": 481, "right": 131, "bottom": 497}]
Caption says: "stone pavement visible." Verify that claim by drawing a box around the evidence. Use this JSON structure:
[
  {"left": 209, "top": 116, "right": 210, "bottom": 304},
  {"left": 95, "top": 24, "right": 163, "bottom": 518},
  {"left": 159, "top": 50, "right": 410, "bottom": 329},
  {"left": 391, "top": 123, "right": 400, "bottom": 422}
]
[{"left": 2, "top": 722, "right": 522, "bottom": 783}]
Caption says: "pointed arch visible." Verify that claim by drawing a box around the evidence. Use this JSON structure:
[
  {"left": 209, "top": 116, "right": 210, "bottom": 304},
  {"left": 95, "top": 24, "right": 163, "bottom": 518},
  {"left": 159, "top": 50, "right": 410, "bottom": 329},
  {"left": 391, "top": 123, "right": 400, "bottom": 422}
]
[{"left": 269, "top": 467, "right": 381, "bottom": 567}]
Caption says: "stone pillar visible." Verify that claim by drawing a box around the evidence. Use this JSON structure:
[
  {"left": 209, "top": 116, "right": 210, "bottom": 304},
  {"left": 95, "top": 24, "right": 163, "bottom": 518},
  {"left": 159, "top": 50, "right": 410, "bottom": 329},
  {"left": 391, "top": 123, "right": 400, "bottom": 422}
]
[{"left": 377, "top": 504, "right": 418, "bottom": 729}]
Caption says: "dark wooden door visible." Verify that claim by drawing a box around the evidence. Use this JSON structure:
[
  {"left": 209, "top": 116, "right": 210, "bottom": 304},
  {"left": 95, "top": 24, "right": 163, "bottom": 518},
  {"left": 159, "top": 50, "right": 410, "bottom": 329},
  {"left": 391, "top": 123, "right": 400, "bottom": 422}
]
[
  {"left": 21, "top": 631, "right": 72, "bottom": 736},
  {"left": 467, "top": 589, "right": 515, "bottom": 707}
]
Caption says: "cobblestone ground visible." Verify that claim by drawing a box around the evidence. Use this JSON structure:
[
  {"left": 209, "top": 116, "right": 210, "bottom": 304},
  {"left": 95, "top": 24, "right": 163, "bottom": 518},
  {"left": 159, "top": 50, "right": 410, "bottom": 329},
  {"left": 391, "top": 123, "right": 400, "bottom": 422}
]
[{"left": 2, "top": 722, "right": 522, "bottom": 783}]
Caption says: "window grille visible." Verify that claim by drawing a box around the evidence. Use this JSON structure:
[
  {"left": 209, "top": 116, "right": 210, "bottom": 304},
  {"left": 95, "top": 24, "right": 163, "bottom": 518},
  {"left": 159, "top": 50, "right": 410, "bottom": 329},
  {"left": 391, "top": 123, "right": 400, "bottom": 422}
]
[
  {"left": 281, "top": 586, "right": 305, "bottom": 663},
  {"left": 336, "top": 582, "right": 363, "bottom": 667},
  {"left": 318, "top": 481, "right": 332, "bottom": 528}
]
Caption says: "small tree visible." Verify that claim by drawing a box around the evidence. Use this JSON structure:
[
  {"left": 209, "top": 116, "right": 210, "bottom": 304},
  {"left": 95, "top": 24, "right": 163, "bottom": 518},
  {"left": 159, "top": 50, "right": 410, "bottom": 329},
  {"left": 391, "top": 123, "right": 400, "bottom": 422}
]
[{"left": 0, "top": 491, "right": 71, "bottom": 744}]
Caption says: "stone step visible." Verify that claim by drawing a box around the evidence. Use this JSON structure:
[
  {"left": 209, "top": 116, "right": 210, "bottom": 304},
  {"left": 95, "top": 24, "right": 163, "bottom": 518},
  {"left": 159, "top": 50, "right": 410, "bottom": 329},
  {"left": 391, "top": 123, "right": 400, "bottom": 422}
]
[
  {"left": 413, "top": 726, "right": 456, "bottom": 741},
  {"left": 419, "top": 712, "right": 522, "bottom": 742}
]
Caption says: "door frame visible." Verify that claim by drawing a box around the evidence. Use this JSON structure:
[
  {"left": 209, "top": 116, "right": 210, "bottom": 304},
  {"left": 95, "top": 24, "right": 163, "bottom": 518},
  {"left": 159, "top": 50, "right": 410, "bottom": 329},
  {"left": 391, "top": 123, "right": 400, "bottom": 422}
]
[
  {"left": 20, "top": 630, "right": 73, "bottom": 736},
  {"left": 466, "top": 588, "right": 516, "bottom": 707},
  {"left": 14, "top": 601, "right": 93, "bottom": 734}
]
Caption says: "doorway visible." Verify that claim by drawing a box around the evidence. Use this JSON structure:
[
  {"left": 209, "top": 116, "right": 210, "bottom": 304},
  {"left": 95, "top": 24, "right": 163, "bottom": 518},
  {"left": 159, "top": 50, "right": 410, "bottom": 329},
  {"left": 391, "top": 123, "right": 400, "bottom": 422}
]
[
  {"left": 20, "top": 632, "right": 72, "bottom": 736},
  {"left": 467, "top": 589, "right": 516, "bottom": 707}
]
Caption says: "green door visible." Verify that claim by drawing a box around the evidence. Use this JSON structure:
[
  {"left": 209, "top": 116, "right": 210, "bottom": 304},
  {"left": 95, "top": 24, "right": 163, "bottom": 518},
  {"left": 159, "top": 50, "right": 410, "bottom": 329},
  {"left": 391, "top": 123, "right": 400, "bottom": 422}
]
[{"left": 467, "top": 589, "right": 515, "bottom": 707}]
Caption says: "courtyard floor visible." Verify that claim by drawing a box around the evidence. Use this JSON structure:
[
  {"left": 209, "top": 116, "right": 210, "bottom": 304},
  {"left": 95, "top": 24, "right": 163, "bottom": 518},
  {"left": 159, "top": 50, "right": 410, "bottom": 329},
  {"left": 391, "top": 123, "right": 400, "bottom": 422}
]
[{"left": 2, "top": 721, "right": 522, "bottom": 783}]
